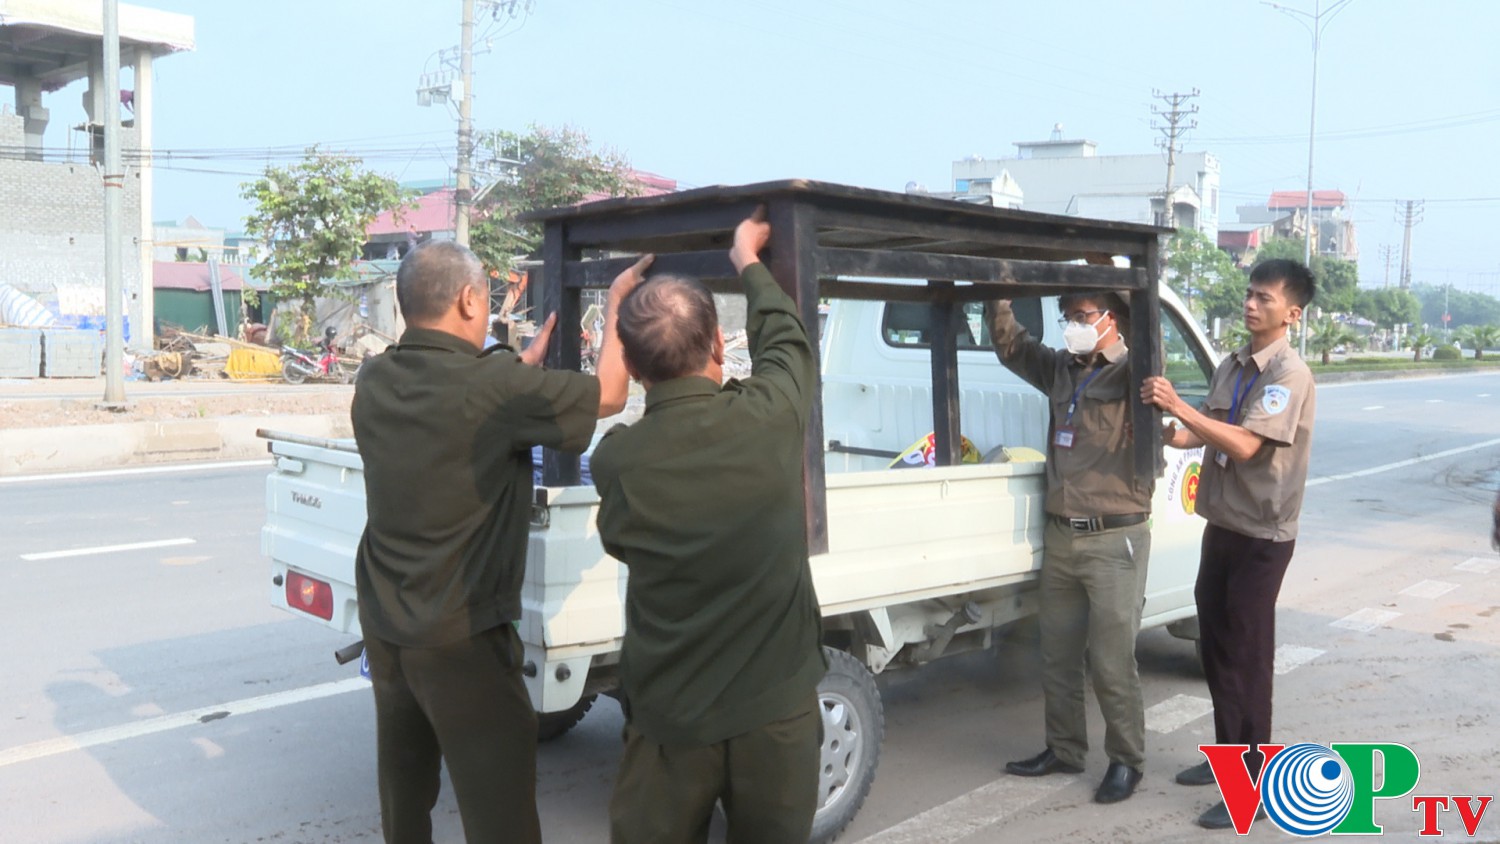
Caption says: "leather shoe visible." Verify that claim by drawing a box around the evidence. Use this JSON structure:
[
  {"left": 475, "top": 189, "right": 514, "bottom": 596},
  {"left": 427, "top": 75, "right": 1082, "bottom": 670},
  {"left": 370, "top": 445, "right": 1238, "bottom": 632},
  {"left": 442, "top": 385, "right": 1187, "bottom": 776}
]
[
  {"left": 1197, "top": 800, "right": 1266, "bottom": 830},
  {"left": 1005, "top": 748, "right": 1083, "bottom": 777},
  {"left": 1094, "top": 762, "right": 1143, "bottom": 803},
  {"left": 1176, "top": 760, "right": 1216, "bottom": 786}
]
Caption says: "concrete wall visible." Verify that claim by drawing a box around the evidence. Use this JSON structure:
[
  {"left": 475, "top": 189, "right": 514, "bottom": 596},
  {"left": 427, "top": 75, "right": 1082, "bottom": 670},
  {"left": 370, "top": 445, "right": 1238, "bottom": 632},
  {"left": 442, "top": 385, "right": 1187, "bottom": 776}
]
[{"left": 0, "top": 113, "right": 146, "bottom": 341}]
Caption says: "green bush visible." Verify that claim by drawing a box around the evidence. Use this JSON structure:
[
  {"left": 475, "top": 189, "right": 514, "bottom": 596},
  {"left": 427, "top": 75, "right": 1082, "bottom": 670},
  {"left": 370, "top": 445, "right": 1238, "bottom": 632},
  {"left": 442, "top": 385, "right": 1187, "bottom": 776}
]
[{"left": 1431, "top": 345, "right": 1462, "bottom": 361}]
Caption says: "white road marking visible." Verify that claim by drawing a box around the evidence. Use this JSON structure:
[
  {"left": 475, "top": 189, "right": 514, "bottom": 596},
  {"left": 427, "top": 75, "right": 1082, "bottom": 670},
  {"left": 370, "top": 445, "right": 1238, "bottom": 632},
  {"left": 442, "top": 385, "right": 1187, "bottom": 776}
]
[
  {"left": 1307, "top": 437, "right": 1500, "bottom": 487},
  {"left": 0, "top": 459, "right": 270, "bottom": 485},
  {"left": 1145, "top": 693, "right": 1215, "bottom": 735},
  {"left": 1399, "top": 580, "right": 1460, "bottom": 599},
  {"left": 1361, "top": 405, "right": 1385, "bottom": 411},
  {"left": 1456, "top": 557, "right": 1500, "bottom": 575},
  {"left": 855, "top": 774, "right": 1078, "bottom": 844},
  {"left": 1274, "top": 645, "right": 1326, "bottom": 675},
  {"left": 0, "top": 678, "right": 367, "bottom": 769},
  {"left": 1330, "top": 608, "right": 1402, "bottom": 633},
  {"left": 19, "top": 537, "right": 196, "bottom": 561}
]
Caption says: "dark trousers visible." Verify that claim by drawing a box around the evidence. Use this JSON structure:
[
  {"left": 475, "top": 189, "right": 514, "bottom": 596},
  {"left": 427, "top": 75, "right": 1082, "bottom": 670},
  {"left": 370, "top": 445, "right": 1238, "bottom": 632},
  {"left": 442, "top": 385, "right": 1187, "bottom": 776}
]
[
  {"left": 609, "top": 696, "right": 821, "bottom": 844},
  {"left": 1196, "top": 523, "right": 1296, "bottom": 750},
  {"left": 364, "top": 623, "right": 540, "bottom": 844}
]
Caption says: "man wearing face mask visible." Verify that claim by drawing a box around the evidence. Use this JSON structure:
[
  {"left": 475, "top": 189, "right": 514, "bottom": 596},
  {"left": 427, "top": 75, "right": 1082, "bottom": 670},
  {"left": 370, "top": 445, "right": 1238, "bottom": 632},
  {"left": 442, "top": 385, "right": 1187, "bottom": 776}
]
[{"left": 986, "top": 277, "right": 1154, "bottom": 805}]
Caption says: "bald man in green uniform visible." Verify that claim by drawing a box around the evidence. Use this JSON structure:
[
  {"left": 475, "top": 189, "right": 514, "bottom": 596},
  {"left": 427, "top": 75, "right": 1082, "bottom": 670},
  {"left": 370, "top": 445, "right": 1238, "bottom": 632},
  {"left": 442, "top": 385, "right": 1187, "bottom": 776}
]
[
  {"left": 352, "top": 240, "right": 642, "bottom": 844},
  {"left": 591, "top": 211, "right": 827, "bottom": 844}
]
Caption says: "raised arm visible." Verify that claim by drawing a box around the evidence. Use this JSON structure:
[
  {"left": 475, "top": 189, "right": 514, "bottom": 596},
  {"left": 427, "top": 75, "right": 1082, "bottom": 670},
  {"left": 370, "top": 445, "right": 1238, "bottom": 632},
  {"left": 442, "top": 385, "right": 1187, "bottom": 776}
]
[
  {"left": 732, "top": 208, "right": 816, "bottom": 423},
  {"left": 985, "top": 299, "right": 1058, "bottom": 394}
]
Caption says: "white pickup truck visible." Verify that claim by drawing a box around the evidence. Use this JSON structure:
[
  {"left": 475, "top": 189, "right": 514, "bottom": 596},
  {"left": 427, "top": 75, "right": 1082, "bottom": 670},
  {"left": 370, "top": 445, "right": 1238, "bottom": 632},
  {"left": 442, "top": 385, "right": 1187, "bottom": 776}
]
[{"left": 261, "top": 281, "right": 1219, "bottom": 842}]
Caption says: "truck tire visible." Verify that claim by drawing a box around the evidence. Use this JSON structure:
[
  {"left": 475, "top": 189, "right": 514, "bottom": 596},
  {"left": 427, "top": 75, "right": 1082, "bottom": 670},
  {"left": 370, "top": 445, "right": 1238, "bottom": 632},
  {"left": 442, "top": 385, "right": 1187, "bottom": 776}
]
[
  {"left": 536, "top": 693, "right": 595, "bottom": 742},
  {"left": 809, "top": 647, "right": 884, "bottom": 844}
]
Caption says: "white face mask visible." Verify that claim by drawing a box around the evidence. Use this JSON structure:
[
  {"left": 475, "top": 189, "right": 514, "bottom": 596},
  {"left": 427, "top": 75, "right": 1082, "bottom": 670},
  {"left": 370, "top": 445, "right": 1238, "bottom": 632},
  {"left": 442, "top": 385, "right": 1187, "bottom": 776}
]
[{"left": 1062, "top": 312, "right": 1108, "bottom": 354}]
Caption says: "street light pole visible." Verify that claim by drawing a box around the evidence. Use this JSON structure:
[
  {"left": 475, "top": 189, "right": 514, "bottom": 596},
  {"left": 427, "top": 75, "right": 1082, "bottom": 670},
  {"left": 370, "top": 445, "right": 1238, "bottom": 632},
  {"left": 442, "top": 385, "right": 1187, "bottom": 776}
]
[
  {"left": 1265, "top": 0, "right": 1354, "bottom": 357},
  {"left": 102, "top": 0, "right": 125, "bottom": 403}
]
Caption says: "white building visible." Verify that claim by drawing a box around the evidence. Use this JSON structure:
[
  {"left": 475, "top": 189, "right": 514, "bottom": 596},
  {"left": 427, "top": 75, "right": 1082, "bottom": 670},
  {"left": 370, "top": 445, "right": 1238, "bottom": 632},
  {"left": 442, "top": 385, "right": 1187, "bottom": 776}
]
[{"left": 948, "top": 132, "right": 1220, "bottom": 239}]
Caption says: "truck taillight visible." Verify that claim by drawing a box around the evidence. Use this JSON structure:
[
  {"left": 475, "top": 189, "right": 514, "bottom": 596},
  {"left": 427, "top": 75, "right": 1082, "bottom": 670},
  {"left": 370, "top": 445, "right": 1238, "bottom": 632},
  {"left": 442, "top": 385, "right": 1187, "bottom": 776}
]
[{"left": 286, "top": 571, "right": 334, "bottom": 620}]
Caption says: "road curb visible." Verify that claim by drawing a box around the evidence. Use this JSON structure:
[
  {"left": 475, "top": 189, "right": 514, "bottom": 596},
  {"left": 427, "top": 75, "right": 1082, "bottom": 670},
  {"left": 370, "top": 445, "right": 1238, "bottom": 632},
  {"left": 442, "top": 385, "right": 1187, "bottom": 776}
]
[
  {"left": 0, "top": 414, "right": 352, "bottom": 477},
  {"left": 1314, "top": 367, "right": 1500, "bottom": 384}
]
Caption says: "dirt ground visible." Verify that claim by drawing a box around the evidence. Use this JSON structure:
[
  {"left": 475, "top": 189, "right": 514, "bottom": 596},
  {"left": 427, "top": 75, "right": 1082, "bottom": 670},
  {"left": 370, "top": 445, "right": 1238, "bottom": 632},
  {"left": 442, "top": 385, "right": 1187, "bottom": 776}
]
[{"left": 0, "top": 379, "right": 354, "bottom": 429}]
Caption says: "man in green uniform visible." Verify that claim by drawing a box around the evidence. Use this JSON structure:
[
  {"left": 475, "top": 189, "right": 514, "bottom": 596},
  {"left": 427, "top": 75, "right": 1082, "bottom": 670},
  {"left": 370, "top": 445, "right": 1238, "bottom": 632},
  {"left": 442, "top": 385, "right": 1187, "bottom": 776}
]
[
  {"left": 591, "top": 211, "right": 827, "bottom": 844},
  {"left": 1142, "top": 258, "right": 1317, "bottom": 830},
  {"left": 990, "top": 281, "right": 1153, "bottom": 805},
  {"left": 352, "top": 240, "right": 642, "bottom": 844}
]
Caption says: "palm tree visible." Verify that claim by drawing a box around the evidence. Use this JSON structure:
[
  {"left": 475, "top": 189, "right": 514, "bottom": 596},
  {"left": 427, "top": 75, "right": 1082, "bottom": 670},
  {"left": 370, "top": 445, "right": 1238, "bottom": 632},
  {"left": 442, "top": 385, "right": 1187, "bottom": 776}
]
[
  {"left": 1407, "top": 332, "right": 1435, "bottom": 363},
  {"left": 1454, "top": 324, "right": 1500, "bottom": 361},
  {"left": 1309, "top": 316, "right": 1359, "bottom": 366}
]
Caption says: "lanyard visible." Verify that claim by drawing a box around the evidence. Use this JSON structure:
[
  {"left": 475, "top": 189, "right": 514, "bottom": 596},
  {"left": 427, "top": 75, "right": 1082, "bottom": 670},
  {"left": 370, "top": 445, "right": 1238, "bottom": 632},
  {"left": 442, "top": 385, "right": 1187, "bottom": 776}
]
[
  {"left": 1064, "top": 366, "right": 1102, "bottom": 426},
  {"left": 1228, "top": 367, "right": 1261, "bottom": 423}
]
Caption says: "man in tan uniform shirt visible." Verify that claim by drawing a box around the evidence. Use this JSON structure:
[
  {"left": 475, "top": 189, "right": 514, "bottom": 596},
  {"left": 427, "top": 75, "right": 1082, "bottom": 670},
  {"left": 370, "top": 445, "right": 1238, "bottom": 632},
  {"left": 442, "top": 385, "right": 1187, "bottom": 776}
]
[
  {"left": 1141, "top": 258, "right": 1317, "bottom": 831},
  {"left": 990, "top": 288, "right": 1153, "bottom": 805}
]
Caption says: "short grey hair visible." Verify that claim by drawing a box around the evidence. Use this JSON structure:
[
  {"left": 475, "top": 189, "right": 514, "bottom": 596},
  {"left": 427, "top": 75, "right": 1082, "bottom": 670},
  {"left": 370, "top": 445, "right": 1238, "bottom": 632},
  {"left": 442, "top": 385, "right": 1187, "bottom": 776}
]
[
  {"left": 616, "top": 274, "right": 718, "bottom": 383},
  {"left": 396, "top": 241, "right": 485, "bottom": 324}
]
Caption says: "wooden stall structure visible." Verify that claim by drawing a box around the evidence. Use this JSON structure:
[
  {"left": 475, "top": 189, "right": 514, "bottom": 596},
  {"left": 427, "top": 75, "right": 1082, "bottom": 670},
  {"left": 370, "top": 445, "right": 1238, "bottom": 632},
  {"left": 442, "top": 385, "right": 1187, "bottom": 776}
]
[{"left": 523, "top": 180, "right": 1169, "bottom": 555}]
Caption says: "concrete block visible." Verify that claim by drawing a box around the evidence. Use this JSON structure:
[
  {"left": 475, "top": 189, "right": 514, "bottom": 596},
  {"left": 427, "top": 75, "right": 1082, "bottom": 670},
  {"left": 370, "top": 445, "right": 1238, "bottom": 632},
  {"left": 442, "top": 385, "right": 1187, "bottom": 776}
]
[{"left": 0, "top": 328, "right": 43, "bottom": 377}]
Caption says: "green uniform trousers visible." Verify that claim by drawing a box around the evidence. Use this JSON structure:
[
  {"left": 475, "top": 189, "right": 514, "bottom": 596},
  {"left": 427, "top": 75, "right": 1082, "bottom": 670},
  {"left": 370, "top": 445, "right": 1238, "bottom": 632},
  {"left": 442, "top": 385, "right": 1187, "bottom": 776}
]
[
  {"left": 364, "top": 623, "right": 540, "bottom": 844},
  {"left": 609, "top": 695, "right": 821, "bottom": 844},
  {"left": 1038, "top": 518, "right": 1152, "bottom": 770}
]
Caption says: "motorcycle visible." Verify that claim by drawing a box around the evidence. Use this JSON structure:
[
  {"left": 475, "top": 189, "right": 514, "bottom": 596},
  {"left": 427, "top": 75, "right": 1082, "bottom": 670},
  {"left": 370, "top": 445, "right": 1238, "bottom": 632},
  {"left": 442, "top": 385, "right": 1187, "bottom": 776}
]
[{"left": 281, "top": 328, "right": 360, "bottom": 384}]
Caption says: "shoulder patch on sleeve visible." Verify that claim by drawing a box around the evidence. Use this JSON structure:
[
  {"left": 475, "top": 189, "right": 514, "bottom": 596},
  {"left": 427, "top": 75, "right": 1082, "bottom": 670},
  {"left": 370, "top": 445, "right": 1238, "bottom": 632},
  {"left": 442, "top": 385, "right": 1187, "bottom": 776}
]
[{"left": 1262, "top": 384, "right": 1292, "bottom": 415}]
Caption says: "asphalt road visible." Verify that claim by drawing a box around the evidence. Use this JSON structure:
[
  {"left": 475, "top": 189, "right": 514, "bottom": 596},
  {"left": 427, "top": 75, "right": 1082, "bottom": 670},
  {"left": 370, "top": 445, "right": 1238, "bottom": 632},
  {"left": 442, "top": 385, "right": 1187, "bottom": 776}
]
[{"left": 2, "top": 371, "right": 1498, "bottom": 843}]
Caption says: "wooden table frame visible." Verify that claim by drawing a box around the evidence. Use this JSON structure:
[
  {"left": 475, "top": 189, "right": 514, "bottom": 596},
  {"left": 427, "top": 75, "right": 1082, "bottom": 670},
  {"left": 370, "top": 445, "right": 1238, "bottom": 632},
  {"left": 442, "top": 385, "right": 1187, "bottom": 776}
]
[{"left": 524, "top": 180, "right": 1169, "bottom": 555}]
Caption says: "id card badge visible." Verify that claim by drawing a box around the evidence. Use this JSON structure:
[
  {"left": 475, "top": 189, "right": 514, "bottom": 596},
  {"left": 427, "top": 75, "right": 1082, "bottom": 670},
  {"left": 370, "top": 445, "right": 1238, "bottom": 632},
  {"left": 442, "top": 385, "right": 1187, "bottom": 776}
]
[
  {"left": 1054, "top": 427, "right": 1076, "bottom": 449},
  {"left": 1215, "top": 451, "right": 1228, "bottom": 467}
]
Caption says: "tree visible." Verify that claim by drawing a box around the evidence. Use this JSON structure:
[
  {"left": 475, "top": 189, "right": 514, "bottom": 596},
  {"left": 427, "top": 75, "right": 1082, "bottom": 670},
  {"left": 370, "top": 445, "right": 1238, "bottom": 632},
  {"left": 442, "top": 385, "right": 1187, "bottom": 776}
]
[
  {"left": 1407, "top": 331, "right": 1435, "bottom": 363},
  {"left": 1250, "top": 236, "right": 1306, "bottom": 264},
  {"left": 1308, "top": 316, "right": 1358, "bottom": 365},
  {"left": 1454, "top": 324, "right": 1500, "bottom": 360},
  {"left": 1413, "top": 283, "right": 1500, "bottom": 330},
  {"left": 241, "top": 148, "right": 410, "bottom": 341},
  {"left": 1355, "top": 287, "right": 1421, "bottom": 330},
  {"left": 468, "top": 125, "right": 640, "bottom": 276},
  {"left": 1163, "top": 229, "right": 1243, "bottom": 320}
]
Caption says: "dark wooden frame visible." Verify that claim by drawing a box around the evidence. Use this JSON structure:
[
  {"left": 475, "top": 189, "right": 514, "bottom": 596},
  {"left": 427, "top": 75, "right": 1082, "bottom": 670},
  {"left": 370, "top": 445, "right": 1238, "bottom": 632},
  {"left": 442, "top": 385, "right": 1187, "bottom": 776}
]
[{"left": 525, "top": 180, "right": 1169, "bottom": 555}]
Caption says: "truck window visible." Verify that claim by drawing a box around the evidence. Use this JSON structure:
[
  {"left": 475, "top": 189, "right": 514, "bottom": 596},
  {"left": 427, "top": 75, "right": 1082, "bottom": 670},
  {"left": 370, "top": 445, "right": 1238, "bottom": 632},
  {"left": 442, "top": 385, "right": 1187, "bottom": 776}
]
[
  {"left": 881, "top": 298, "right": 1045, "bottom": 350},
  {"left": 1162, "top": 308, "right": 1213, "bottom": 401}
]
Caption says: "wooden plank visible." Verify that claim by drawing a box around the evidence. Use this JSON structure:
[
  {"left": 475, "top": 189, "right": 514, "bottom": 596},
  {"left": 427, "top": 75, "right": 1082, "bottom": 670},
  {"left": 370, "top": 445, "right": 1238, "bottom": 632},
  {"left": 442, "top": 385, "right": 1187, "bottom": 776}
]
[
  {"left": 767, "top": 198, "right": 830, "bottom": 556},
  {"left": 565, "top": 251, "right": 737, "bottom": 287},
  {"left": 928, "top": 282, "right": 962, "bottom": 467},
  {"left": 817, "top": 248, "right": 1145, "bottom": 290},
  {"left": 1132, "top": 238, "right": 1164, "bottom": 480},
  {"left": 816, "top": 279, "right": 1150, "bottom": 303},
  {"left": 541, "top": 221, "right": 583, "bottom": 487},
  {"left": 816, "top": 207, "right": 1150, "bottom": 258},
  {"left": 562, "top": 203, "right": 758, "bottom": 248}
]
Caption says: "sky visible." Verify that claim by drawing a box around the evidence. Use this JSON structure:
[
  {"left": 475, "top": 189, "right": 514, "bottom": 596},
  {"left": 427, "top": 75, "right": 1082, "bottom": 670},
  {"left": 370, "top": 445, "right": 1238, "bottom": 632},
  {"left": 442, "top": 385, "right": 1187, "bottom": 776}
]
[{"left": 17, "top": 0, "right": 1500, "bottom": 294}]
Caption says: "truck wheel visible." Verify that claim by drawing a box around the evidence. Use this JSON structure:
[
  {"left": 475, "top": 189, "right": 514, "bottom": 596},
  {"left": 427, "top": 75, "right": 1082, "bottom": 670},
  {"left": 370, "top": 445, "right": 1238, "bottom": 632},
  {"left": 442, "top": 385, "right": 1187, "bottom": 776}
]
[
  {"left": 536, "top": 693, "right": 595, "bottom": 742},
  {"left": 809, "top": 648, "right": 884, "bottom": 844}
]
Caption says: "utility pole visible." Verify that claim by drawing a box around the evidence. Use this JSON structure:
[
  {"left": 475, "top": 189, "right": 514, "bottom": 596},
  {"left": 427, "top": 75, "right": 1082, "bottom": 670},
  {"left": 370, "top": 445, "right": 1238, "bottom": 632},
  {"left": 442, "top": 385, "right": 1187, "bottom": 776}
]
[
  {"left": 102, "top": 0, "right": 125, "bottom": 404},
  {"left": 1378, "top": 244, "right": 1394, "bottom": 288},
  {"left": 1396, "top": 200, "right": 1424, "bottom": 290},
  {"left": 454, "top": 0, "right": 475, "bottom": 247},
  {"left": 1151, "top": 89, "right": 1199, "bottom": 230}
]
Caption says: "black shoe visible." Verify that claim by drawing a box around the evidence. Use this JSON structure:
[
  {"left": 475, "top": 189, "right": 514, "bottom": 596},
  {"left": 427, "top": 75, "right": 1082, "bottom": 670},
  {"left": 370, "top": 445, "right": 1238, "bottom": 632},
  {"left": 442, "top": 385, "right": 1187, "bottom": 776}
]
[
  {"left": 1196, "top": 801, "right": 1266, "bottom": 830},
  {"left": 1093, "top": 762, "right": 1143, "bottom": 804},
  {"left": 1176, "top": 760, "right": 1216, "bottom": 786},
  {"left": 1005, "top": 748, "right": 1084, "bottom": 777}
]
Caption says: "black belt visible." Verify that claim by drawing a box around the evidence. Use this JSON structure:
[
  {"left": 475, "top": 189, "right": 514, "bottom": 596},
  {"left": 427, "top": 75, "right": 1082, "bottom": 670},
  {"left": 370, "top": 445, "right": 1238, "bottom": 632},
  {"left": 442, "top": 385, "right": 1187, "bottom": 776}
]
[{"left": 1051, "top": 512, "right": 1149, "bottom": 533}]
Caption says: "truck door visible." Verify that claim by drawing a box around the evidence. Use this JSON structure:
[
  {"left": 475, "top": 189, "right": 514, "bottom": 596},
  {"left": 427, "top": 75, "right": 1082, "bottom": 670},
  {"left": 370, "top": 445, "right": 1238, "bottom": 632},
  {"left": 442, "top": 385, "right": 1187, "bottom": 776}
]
[{"left": 1141, "top": 303, "right": 1217, "bottom": 621}]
